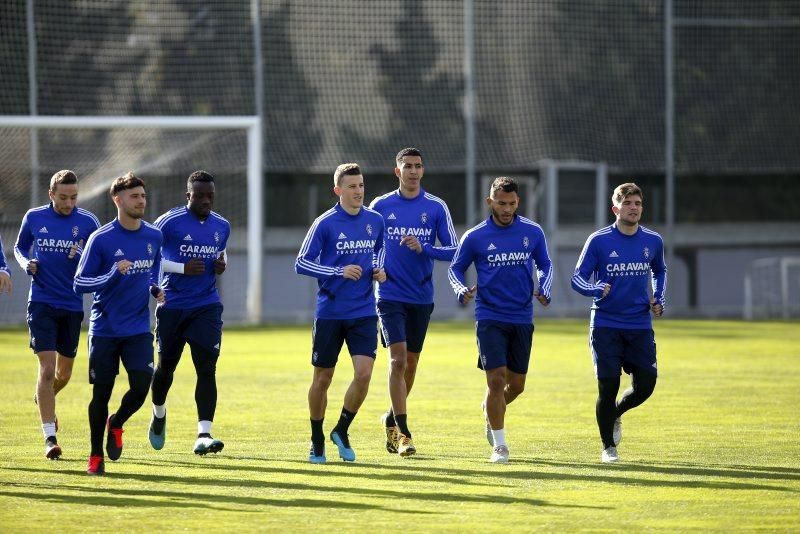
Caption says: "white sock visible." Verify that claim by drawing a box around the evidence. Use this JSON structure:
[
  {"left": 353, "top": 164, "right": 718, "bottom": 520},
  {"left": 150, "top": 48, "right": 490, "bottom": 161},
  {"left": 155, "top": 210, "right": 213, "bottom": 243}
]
[
  {"left": 153, "top": 404, "right": 166, "bottom": 418},
  {"left": 42, "top": 422, "right": 56, "bottom": 440},
  {"left": 198, "top": 420, "right": 213, "bottom": 435},
  {"left": 491, "top": 428, "right": 506, "bottom": 447}
]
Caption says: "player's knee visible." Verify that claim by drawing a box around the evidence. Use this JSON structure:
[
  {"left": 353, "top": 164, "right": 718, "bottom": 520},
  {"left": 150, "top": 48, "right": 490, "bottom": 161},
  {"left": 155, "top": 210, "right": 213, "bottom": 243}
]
[
  {"left": 354, "top": 368, "right": 373, "bottom": 386},
  {"left": 389, "top": 356, "right": 407, "bottom": 375},
  {"left": 195, "top": 359, "right": 216, "bottom": 379},
  {"left": 157, "top": 357, "right": 179, "bottom": 374},
  {"left": 634, "top": 370, "right": 657, "bottom": 398},
  {"left": 55, "top": 366, "right": 72, "bottom": 383},
  {"left": 312, "top": 372, "right": 333, "bottom": 391},
  {"left": 507, "top": 382, "right": 525, "bottom": 397},
  {"left": 129, "top": 370, "right": 152, "bottom": 398},
  {"left": 487, "top": 374, "right": 505, "bottom": 392},
  {"left": 38, "top": 364, "right": 56, "bottom": 383}
]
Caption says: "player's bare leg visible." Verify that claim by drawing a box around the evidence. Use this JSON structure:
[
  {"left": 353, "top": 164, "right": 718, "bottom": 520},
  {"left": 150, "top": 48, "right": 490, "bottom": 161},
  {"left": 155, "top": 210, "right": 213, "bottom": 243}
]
[
  {"left": 485, "top": 366, "right": 510, "bottom": 463},
  {"left": 36, "top": 351, "right": 61, "bottom": 459}
]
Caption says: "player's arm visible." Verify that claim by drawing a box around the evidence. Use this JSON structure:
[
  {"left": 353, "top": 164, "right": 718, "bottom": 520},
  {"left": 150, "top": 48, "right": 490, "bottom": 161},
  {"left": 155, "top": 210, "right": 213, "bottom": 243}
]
[
  {"left": 0, "top": 238, "right": 11, "bottom": 294},
  {"left": 532, "top": 228, "right": 553, "bottom": 305},
  {"left": 372, "top": 219, "right": 386, "bottom": 282},
  {"left": 13, "top": 212, "right": 38, "bottom": 275},
  {"left": 149, "top": 239, "right": 165, "bottom": 303},
  {"left": 294, "top": 222, "right": 344, "bottom": 280},
  {"left": 570, "top": 237, "right": 609, "bottom": 299},
  {"left": 448, "top": 235, "right": 476, "bottom": 303},
  {"left": 650, "top": 238, "right": 667, "bottom": 316},
  {"left": 423, "top": 202, "right": 459, "bottom": 261},
  {"left": 73, "top": 235, "right": 126, "bottom": 294}
]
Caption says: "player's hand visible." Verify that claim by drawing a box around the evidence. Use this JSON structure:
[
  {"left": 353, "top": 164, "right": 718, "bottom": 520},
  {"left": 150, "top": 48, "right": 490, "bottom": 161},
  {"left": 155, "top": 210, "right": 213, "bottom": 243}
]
[
  {"left": 27, "top": 259, "right": 39, "bottom": 275},
  {"left": 461, "top": 285, "right": 477, "bottom": 305},
  {"left": 400, "top": 235, "right": 423, "bottom": 254},
  {"left": 213, "top": 252, "right": 226, "bottom": 275},
  {"left": 601, "top": 283, "right": 611, "bottom": 298},
  {"left": 68, "top": 239, "right": 84, "bottom": 260},
  {"left": 650, "top": 298, "right": 663, "bottom": 317},
  {"left": 534, "top": 289, "right": 550, "bottom": 306},
  {"left": 117, "top": 259, "right": 133, "bottom": 274},
  {"left": 342, "top": 265, "right": 363, "bottom": 281},
  {"left": 185, "top": 258, "right": 205, "bottom": 276},
  {"left": 0, "top": 272, "right": 12, "bottom": 294},
  {"left": 372, "top": 268, "right": 386, "bottom": 283}
]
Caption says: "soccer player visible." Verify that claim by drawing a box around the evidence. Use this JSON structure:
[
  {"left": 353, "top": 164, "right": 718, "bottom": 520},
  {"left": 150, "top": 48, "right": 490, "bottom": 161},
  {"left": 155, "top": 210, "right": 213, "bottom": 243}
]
[
  {"left": 14, "top": 170, "right": 100, "bottom": 460},
  {"left": 295, "top": 163, "right": 386, "bottom": 464},
  {"left": 449, "top": 177, "right": 553, "bottom": 464},
  {"left": 148, "top": 170, "right": 230, "bottom": 455},
  {"left": 571, "top": 182, "right": 666, "bottom": 464},
  {"left": 0, "top": 237, "right": 11, "bottom": 294},
  {"left": 74, "top": 172, "right": 164, "bottom": 475},
  {"left": 369, "top": 147, "right": 457, "bottom": 456}
]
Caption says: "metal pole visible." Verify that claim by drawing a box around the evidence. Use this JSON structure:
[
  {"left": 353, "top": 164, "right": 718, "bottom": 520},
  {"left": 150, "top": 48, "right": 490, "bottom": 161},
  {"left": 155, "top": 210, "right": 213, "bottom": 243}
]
[
  {"left": 464, "top": 0, "right": 477, "bottom": 227},
  {"left": 26, "top": 0, "right": 40, "bottom": 208},
  {"left": 595, "top": 162, "right": 608, "bottom": 228},
  {"left": 665, "top": 0, "right": 676, "bottom": 285},
  {"left": 248, "top": 0, "right": 265, "bottom": 324}
]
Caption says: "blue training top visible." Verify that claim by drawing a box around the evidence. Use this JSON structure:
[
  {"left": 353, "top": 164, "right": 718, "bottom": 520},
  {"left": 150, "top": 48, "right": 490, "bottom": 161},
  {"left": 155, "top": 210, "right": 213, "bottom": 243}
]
[
  {"left": 449, "top": 214, "right": 553, "bottom": 324},
  {"left": 0, "top": 236, "right": 9, "bottom": 277},
  {"left": 571, "top": 223, "right": 667, "bottom": 329},
  {"left": 154, "top": 206, "right": 231, "bottom": 309},
  {"left": 14, "top": 203, "right": 100, "bottom": 311},
  {"left": 74, "top": 219, "right": 163, "bottom": 337},
  {"left": 295, "top": 202, "right": 385, "bottom": 320},
  {"left": 369, "top": 187, "right": 458, "bottom": 304}
]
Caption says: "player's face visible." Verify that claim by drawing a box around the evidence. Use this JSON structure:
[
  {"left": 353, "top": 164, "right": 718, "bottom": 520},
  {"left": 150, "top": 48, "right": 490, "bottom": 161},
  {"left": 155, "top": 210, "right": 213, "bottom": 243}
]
[
  {"left": 487, "top": 189, "right": 519, "bottom": 227},
  {"left": 49, "top": 183, "right": 78, "bottom": 216},
  {"left": 395, "top": 155, "right": 424, "bottom": 193},
  {"left": 612, "top": 194, "right": 642, "bottom": 227},
  {"left": 187, "top": 181, "right": 215, "bottom": 218},
  {"left": 335, "top": 174, "right": 365, "bottom": 211},
  {"left": 116, "top": 186, "right": 147, "bottom": 220}
]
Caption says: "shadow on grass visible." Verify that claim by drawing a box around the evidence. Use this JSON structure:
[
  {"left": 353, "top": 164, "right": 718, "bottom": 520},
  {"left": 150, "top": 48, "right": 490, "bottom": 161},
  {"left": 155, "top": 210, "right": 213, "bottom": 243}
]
[
  {"left": 2, "top": 466, "right": 597, "bottom": 509},
  {"left": 0, "top": 484, "right": 413, "bottom": 513}
]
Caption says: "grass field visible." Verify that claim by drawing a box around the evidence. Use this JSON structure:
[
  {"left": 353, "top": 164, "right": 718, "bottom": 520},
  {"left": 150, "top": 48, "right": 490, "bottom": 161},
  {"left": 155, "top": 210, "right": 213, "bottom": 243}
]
[{"left": 0, "top": 319, "right": 798, "bottom": 532}]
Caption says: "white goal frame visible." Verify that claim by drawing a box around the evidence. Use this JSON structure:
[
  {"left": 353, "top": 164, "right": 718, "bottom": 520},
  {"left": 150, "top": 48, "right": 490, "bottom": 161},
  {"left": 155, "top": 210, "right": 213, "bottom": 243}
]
[
  {"left": 0, "top": 115, "right": 264, "bottom": 323},
  {"left": 743, "top": 256, "right": 800, "bottom": 320}
]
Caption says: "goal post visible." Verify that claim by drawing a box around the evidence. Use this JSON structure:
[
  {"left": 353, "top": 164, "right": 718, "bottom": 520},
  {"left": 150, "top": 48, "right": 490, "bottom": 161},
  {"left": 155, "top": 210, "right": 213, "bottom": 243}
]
[
  {"left": 744, "top": 256, "right": 800, "bottom": 320},
  {"left": 0, "top": 115, "right": 264, "bottom": 324}
]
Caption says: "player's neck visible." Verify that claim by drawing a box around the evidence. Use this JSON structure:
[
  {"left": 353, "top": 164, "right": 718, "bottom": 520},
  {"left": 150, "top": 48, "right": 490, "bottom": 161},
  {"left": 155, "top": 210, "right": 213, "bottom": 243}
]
[
  {"left": 616, "top": 220, "right": 638, "bottom": 236},
  {"left": 339, "top": 202, "right": 361, "bottom": 216},
  {"left": 117, "top": 213, "right": 142, "bottom": 231},
  {"left": 399, "top": 185, "right": 421, "bottom": 199}
]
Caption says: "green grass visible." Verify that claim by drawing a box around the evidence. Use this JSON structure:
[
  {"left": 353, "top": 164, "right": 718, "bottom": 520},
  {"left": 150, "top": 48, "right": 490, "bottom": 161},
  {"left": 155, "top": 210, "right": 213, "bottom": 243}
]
[{"left": 1, "top": 319, "right": 798, "bottom": 531}]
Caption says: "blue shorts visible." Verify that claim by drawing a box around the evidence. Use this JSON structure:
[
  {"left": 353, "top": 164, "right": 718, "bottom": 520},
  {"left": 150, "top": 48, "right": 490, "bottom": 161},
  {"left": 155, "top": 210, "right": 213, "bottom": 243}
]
[
  {"left": 590, "top": 327, "right": 657, "bottom": 379},
  {"left": 88, "top": 333, "right": 155, "bottom": 384},
  {"left": 311, "top": 316, "right": 378, "bottom": 368},
  {"left": 155, "top": 303, "right": 223, "bottom": 363},
  {"left": 27, "top": 302, "right": 84, "bottom": 357},
  {"left": 377, "top": 300, "right": 434, "bottom": 353},
  {"left": 475, "top": 320, "right": 534, "bottom": 374}
]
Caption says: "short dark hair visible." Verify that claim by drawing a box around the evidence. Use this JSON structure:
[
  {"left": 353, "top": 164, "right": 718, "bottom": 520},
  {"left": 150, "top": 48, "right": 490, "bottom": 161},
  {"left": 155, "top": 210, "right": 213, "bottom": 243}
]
[
  {"left": 333, "top": 163, "right": 362, "bottom": 187},
  {"left": 187, "top": 170, "right": 215, "bottom": 189},
  {"left": 489, "top": 176, "right": 518, "bottom": 197},
  {"left": 110, "top": 171, "right": 145, "bottom": 196},
  {"left": 49, "top": 170, "right": 77, "bottom": 192},
  {"left": 395, "top": 147, "right": 423, "bottom": 166},
  {"left": 612, "top": 182, "right": 643, "bottom": 206}
]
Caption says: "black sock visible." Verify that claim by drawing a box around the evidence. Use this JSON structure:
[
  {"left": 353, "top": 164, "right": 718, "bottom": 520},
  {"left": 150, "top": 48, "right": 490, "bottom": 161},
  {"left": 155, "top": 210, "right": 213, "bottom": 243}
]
[
  {"left": 46, "top": 435, "right": 58, "bottom": 445},
  {"left": 89, "top": 382, "right": 114, "bottom": 456},
  {"left": 385, "top": 408, "right": 396, "bottom": 427},
  {"left": 334, "top": 408, "right": 356, "bottom": 434},
  {"left": 596, "top": 377, "right": 620, "bottom": 449},
  {"left": 395, "top": 414, "right": 411, "bottom": 438},
  {"left": 198, "top": 433, "right": 212, "bottom": 439},
  {"left": 310, "top": 418, "right": 324, "bottom": 452}
]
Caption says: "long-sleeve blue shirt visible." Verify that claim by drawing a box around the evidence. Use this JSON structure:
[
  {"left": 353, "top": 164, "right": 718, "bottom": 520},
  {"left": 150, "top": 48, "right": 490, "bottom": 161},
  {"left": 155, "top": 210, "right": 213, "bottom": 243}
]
[
  {"left": 0, "top": 236, "right": 9, "bottom": 277},
  {"left": 74, "top": 219, "right": 163, "bottom": 337},
  {"left": 295, "top": 202, "right": 385, "bottom": 320},
  {"left": 571, "top": 223, "right": 667, "bottom": 329},
  {"left": 14, "top": 204, "right": 100, "bottom": 311},
  {"left": 369, "top": 188, "right": 458, "bottom": 304},
  {"left": 154, "top": 206, "right": 230, "bottom": 309},
  {"left": 449, "top": 215, "right": 553, "bottom": 324}
]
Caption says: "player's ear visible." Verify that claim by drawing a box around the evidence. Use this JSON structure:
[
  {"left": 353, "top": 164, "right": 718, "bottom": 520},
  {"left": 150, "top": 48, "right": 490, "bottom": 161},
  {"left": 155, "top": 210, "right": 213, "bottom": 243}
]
[
  {"left": 394, "top": 166, "right": 401, "bottom": 178},
  {"left": 333, "top": 186, "right": 342, "bottom": 197},
  {"left": 186, "top": 191, "right": 191, "bottom": 202},
  {"left": 611, "top": 205, "right": 620, "bottom": 216},
  {"left": 485, "top": 196, "right": 493, "bottom": 208}
]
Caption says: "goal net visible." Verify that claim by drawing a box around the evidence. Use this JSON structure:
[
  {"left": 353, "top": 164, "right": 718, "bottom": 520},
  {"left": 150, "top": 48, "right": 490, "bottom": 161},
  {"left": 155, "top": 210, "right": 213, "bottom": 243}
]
[{"left": 744, "top": 257, "right": 800, "bottom": 320}]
